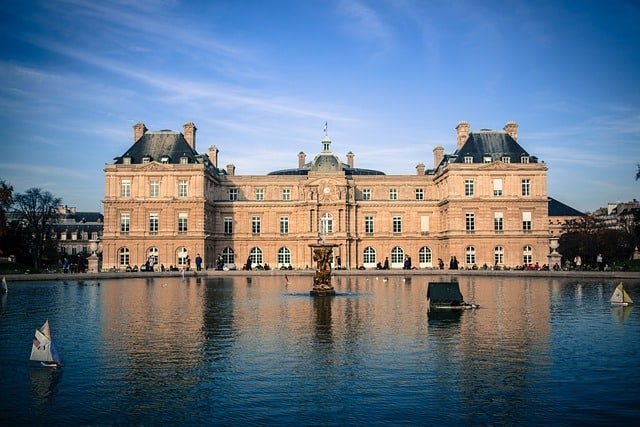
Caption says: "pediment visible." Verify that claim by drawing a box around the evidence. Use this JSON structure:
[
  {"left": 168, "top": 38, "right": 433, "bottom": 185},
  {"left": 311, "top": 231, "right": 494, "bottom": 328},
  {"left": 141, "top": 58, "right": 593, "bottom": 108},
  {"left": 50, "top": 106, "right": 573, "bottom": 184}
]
[
  {"left": 139, "top": 162, "right": 168, "bottom": 171},
  {"left": 479, "top": 161, "right": 509, "bottom": 170}
]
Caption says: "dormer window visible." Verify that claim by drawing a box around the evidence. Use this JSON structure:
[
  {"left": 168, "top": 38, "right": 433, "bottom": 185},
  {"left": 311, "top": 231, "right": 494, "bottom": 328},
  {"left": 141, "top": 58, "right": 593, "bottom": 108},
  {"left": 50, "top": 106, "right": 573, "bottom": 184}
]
[
  {"left": 501, "top": 156, "right": 511, "bottom": 163},
  {"left": 464, "top": 156, "right": 473, "bottom": 164},
  {"left": 142, "top": 156, "right": 151, "bottom": 164},
  {"left": 122, "top": 156, "right": 131, "bottom": 165},
  {"left": 161, "top": 156, "right": 170, "bottom": 164},
  {"left": 483, "top": 156, "right": 492, "bottom": 163},
  {"left": 180, "top": 156, "right": 189, "bottom": 164},
  {"left": 521, "top": 156, "right": 530, "bottom": 164}
]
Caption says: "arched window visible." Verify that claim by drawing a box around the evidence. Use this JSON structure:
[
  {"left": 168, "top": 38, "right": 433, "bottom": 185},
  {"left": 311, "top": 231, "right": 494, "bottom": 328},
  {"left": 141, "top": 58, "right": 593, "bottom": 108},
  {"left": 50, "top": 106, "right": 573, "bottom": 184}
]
[
  {"left": 419, "top": 246, "right": 432, "bottom": 268},
  {"left": 523, "top": 245, "right": 533, "bottom": 266},
  {"left": 494, "top": 246, "right": 504, "bottom": 266},
  {"left": 320, "top": 213, "right": 333, "bottom": 235},
  {"left": 363, "top": 246, "right": 376, "bottom": 266},
  {"left": 222, "top": 247, "right": 235, "bottom": 264},
  {"left": 147, "top": 247, "right": 159, "bottom": 264},
  {"left": 177, "top": 247, "right": 188, "bottom": 266},
  {"left": 277, "top": 247, "right": 291, "bottom": 267},
  {"left": 118, "top": 247, "right": 130, "bottom": 267},
  {"left": 465, "top": 246, "right": 476, "bottom": 266},
  {"left": 250, "top": 247, "right": 263, "bottom": 267},
  {"left": 391, "top": 246, "right": 404, "bottom": 268}
]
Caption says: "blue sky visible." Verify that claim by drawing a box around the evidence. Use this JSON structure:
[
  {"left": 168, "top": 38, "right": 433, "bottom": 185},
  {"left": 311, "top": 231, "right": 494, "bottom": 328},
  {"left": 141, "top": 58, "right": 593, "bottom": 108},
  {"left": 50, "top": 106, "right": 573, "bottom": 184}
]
[{"left": 0, "top": 0, "right": 638, "bottom": 212}]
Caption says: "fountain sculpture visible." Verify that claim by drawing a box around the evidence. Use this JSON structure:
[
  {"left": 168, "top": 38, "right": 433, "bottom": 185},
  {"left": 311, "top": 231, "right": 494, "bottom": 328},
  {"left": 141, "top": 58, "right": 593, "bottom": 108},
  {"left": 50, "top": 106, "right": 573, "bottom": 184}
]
[{"left": 310, "top": 243, "right": 337, "bottom": 296}]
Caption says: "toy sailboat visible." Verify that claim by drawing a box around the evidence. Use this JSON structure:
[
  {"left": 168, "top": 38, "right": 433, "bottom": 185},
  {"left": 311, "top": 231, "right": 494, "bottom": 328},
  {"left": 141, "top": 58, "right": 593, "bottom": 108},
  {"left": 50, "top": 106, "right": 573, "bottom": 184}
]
[
  {"left": 610, "top": 283, "right": 634, "bottom": 306},
  {"left": 1, "top": 276, "right": 7, "bottom": 294},
  {"left": 30, "top": 320, "right": 63, "bottom": 368}
]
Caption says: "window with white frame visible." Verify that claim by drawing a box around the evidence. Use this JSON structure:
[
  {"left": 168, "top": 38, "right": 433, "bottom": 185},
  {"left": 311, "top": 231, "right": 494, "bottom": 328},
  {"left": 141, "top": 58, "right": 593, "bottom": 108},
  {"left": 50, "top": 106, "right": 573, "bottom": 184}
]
[
  {"left": 389, "top": 188, "right": 398, "bottom": 200},
  {"left": 483, "top": 155, "right": 492, "bottom": 163},
  {"left": 251, "top": 216, "right": 261, "bottom": 235},
  {"left": 120, "top": 213, "right": 130, "bottom": 233},
  {"left": 362, "top": 188, "right": 371, "bottom": 200},
  {"left": 255, "top": 188, "right": 264, "bottom": 201},
  {"left": 501, "top": 156, "right": 511, "bottom": 163},
  {"left": 142, "top": 156, "right": 150, "bottom": 164},
  {"left": 178, "top": 213, "right": 188, "bottom": 233},
  {"left": 494, "top": 212, "right": 504, "bottom": 232},
  {"left": 521, "top": 179, "right": 531, "bottom": 196},
  {"left": 521, "top": 156, "right": 530, "bottom": 164},
  {"left": 149, "top": 213, "right": 159, "bottom": 234},
  {"left": 391, "top": 246, "right": 404, "bottom": 264},
  {"left": 282, "top": 188, "right": 291, "bottom": 201},
  {"left": 494, "top": 246, "right": 504, "bottom": 265},
  {"left": 466, "top": 212, "right": 475, "bottom": 232},
  {"left": 321, "top": 213, "right": 333, "bottom": 235},
  {"left": 363, "top": 247, "right": 376, "bottom": 264},
  {"left": 365, "top": 216, "right": 374, "bottom": 234},
  {"left": 464, "top": 156, "right": 473, "bottom": 163},
  {"left": 148, "top": 247, "right": 159, "bottom": 265},
  {"left": 523, "top": 245, "right": 533, "bottom": 265},
  {"left": 280, "top": 216, "right": 289, "bottom": 235},
  {"left": 522, "top": 211, "right": 532, "bottom": 232},
  {"left": 121, "top": 179, "right": 131, "bottom": 198},
  {"left": 91, "top": 232, "right": 98, "bottom": 240},
  {"left": 223, "top": 217, "right": 233, "bottom": 234},
  {"left": 180, "top": 156, "right": 188, "bottom": 164},
  {"left": 161, "top": 156, "right": 169, "bottom": 164},
  {"left": 493, "top": 178, "right": 503, "bottom": 196},
  {"left": 150, "top": 179, "right": 160, "bottom": 198},
  {"left": 177, "top": 247, "right": 188, "bottom": 266},
  {"left": 119, "top": 247, "right": 130, "bottom": 267},
  {"left": 419, "top": 246, "right": 432, "bottom": 267},
  {"left": 392, "top": 216, "right": 402, "bottom": 233},
  {"left": 222, "top": 247, "right": 234, "bottom": 264},
  {"left": 415, "top": 188, "right": 424, "bottom": 200},
  {"left": 250, "top": 247, "right": 263, "bottom": 266},
  {"left": 228, "top": 188, "right": 238, "bottom": 201},
  {"left": 464, "top": 179, "right": 474, "bottom": 196},
  {"left": 466, "top": 246, "right": 476, "bottom": 265},
  {"left": 178, "top": 180, "right": 188, "bottom": 197},
  {"left": 277, "top": 247, "right": 291, "bottom": 267}
]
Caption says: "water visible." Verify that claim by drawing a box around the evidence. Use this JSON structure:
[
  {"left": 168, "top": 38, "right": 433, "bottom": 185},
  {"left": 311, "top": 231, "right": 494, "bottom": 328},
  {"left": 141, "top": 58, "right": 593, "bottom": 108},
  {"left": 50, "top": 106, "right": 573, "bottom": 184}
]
[{"left": 1, "top": 275, "right": 639, "bottom": 425}]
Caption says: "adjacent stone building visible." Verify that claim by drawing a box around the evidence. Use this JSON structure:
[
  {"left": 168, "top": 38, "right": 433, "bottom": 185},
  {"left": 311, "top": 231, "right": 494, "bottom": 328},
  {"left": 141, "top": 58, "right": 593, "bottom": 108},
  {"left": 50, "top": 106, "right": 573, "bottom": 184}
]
[{"left": 102, "top": 121, "right": 554, "bottom": 270}]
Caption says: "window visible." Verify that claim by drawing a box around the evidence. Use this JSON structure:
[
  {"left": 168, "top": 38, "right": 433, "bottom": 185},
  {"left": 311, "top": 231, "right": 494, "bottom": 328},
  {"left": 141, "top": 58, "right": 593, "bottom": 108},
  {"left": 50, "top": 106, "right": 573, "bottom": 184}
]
[
  {"left": 228, "top": 188, "right": 238, "bottom": 201},
  {"left": 483, "top": 156, "right": 492, "bottom": 163},
  {"left": 415, "top": 188, "right": 424, "bottom": 200},
  {"left": 521, "top": 156, "right": 530, "bottom": 164},
  {"left": 465, "top": 246, "right": 476, "bottom": 265},
  {"left": 120, "top": 213, "right": 130, "bottom": 233},
  {"left": 91, "top": 232, "right": 98, "bottom": 240},
  {"left": 466, "top": 213, "right": 475, "bottom": 232},
  {"left": 251, "top": 216, "right": 261, "bottom": 235},
  {"left": 142, "top": 156, "right": 150, "bottom": 164},
  {"left": 365, "top": 216, "right": 374, "bottom": 234},
  {"left": 523, "top": 245, "right": 533, "bottom": 265},
  {"left": 501, "top": 156, "right": 511, "bottom": 163},
  {"left": 118, "top": 247, "right": 130, "bottom": 267},
  {"left": 277, "top": 247, "right": 291, "bottom": 267},
  {"left": 389, "top": 188, "right": 398, "bottom": 200},
  {"left": 494, "top": 246, "right": 504, "bottom": 265},
  {"left": 363, "top": 247, "right": 376, "bottom": 264},
  {"left": 464, "top": 179, "right": 474, "bottom": 197},
  {"left": 177, "top": 247, "right": 188, "bottom": 266},
  {"left": 521, "top": 179, "right": 531, "bottom": 196},
  {"left": 178, "top": 180, "right": 188, "bottom": 197},
  {"left": 122, "top": 156, "right": 131, "bottom": 165},
  {"left": 148, "top": 247, "right": 159, "bottom": 265},
  {"left": 464, "top": 156, "right": 473, "bottom": 163},
  {"left": 255, "top": 188, "right": 264, "bottom": 201},
  {"left": 222, "top": 247, "right": 235, "bottom": 264},
  {"left": 321, "top": 213, "right": 333, "bottom": 235},
  {"left": 180, "top": 156, "right": 188, "bottom": 164},
  {"left": 362, "top": 188, "right": 371, "bottom": 200},
  {"left": 391, "top": 246, "right": 404, "bottom": 265},
  {"left": 178, "top": 213, "right": 188, "bottom": 233},
  {"left": 419, "top": 247, "right": 432, "bottom": 267},
  {"left": 522, "top": 211, "right": 532, "bottom": 232},
  {"left": 249, "top": 247, "right": 263, "bottom": 267},
  {"left": 280, "top": 216, "right": 289, "bottom": 235},
  {"left": 420, "top": 215, "right": 429, "bottom": 234},
  {"left": 150, "top": 179, "right": 160, "bottom": 198},
  {"left": 282, "top": 188, "right": 291, "bottom": 201},
  {"left": 161, "top": 156, "right": 170, "bottom": 164},
  {"left": 149, "top": 213, "right": 159, "bottom": 234},
  {"left": 121, "top": 180, "right": 131, "bottom": 198},
  {"left": 393, "top": 216, "right": 402, "bottom": 234},
  {"left": 494, "top": 212, "right": 504, "bottom": 232},
  {"left": 223, "top": 217, "right": 233, "bottom": 235},
  {"left": 493, "top": 178, "right": 503, "bottom": 196}
]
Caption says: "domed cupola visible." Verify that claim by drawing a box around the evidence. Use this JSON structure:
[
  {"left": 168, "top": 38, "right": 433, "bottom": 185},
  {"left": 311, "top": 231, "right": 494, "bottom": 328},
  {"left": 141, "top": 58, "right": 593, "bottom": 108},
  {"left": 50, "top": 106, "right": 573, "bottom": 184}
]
[{"left": 311, "top": 133, "right": 342, "bottom": 172}]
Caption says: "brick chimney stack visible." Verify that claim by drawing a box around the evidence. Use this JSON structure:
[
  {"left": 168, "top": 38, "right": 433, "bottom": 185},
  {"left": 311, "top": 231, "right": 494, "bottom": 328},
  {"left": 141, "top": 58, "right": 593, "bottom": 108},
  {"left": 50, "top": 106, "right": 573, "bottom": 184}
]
[
  {"left": 456, "top": 121, "right": 470, "bottom": 150},
  {"left": 433, "top": 146, "right": 444, "bottom": 168},
  {"left": 208, "top": 145, "right": 219, "bottom": 167},
  {"left": 347, "top": 151, "right": 354, "bottom": 168},
  {"left": 133, "top": 122, "right": 147, "bottom": 142},
  {"left": 298, "top": 152, "right": 306, "bottom": 169},
  {"left": 226, "top": 164, "right": 235, "bottom": 176},
  {"left": 503, "top": 121, "right": 518, "bottom": 141},
  {"left": 183, "top": 122, "right": 197, "bottom": 149},
  {"left": 416, "top": 163, "right": 425, "bottom": 175}
]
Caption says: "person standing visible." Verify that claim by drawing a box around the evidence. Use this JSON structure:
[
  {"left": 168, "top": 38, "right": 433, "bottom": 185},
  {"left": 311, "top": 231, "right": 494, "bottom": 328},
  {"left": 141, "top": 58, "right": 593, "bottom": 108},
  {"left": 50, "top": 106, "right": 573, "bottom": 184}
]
[
  {"left": 597, "top": 253, "right": 603, "bottom": 271},
  {"left": 574, "top": 255, "right": 582, "bottom": 270},
  {"left": 195, "top": 253, "right": 203, "bottom": 271}
]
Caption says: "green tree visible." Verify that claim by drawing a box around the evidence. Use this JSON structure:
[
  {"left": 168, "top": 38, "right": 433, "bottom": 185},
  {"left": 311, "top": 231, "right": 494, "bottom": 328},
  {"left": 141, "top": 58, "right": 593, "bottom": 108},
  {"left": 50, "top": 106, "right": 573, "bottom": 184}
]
[{"left": 12, "top": 188, "right": 61, "bottom": 270}]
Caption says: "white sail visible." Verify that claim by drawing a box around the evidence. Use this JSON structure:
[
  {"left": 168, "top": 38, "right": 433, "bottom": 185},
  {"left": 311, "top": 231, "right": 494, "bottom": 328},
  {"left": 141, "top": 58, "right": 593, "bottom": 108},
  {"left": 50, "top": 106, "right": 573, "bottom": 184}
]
[
  {"left": 30, "top": 320, "right": 62, "bottom": 366},
  {"left": 611, "top": 283, "right": 634, "bottom": 305}
]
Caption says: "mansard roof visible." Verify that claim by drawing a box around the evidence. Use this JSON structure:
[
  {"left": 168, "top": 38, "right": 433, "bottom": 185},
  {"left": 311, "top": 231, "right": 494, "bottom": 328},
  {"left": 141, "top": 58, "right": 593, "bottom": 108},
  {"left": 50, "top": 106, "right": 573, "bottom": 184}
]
[
  {"left": 548, "top": 197, "right": 583, "bottom": 217},
  {"left": 452, "top": 130, "right": 538, "bottom": 164},
  {"left": 113, "top": 131, "right": 199, "bottom": 164}
]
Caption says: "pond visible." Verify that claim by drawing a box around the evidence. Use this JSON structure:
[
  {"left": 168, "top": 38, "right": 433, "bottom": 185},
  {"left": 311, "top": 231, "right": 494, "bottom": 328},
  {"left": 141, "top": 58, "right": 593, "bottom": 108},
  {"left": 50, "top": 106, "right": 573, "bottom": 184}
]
[{"left": 1, "top": 274, "right": 639, "bottom": 425}]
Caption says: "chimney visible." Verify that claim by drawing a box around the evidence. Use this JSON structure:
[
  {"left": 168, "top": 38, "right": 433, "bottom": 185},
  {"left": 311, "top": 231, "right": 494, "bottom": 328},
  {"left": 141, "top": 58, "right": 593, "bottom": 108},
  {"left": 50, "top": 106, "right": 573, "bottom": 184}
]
[
  {"left": 208, "top": 145, "right": 219, "bottom": 167},
  {"left": 226, "top": 164, "right": 235, "bottom": 176},
  {"left": 298, "top": 152, "right": 306, "bottom": 169},
  {"left": 183, "top": 122, "right": 197, "bottom": 149},
  {"left": 456, "top": 121, "right": 469, "bottom": 150},
  {"left": 416, "top": 163, "right": 425, "bottom": 175},
  {"left": 504, "top": 121, "right": 518, "bottom": 140},
  {"left": 346, "top": 151, "right": 354, "bottom": 168},
  {"left": 133, "top": 122, "right": 147, "bottom": 142},
  {"left": 433, "top": 145, "right": 444, "bottom": 168}
]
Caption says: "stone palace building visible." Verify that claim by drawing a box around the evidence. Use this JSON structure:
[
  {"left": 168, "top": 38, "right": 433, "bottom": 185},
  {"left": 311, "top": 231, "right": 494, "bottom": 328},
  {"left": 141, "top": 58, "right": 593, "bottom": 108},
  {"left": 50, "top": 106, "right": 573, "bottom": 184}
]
[{"left": 101, "top": 121, "right": 555, "bottom": 271}]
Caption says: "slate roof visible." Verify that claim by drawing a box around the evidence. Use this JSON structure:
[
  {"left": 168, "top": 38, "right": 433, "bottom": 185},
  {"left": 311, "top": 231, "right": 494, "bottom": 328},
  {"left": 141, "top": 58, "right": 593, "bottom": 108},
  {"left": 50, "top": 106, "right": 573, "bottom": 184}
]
[
  {"left": 451, "top": 130, "right": 538, "bottom": 164},
  {"left": 548, "top": 197, "right": 583, "bottom": 217}
]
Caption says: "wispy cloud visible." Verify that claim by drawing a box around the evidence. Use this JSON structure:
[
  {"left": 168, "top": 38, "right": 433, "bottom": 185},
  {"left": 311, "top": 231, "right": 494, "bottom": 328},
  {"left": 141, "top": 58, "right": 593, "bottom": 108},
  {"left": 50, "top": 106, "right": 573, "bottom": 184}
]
[{"left": 335, "top": 0, "right": 394, "bottom": 55}]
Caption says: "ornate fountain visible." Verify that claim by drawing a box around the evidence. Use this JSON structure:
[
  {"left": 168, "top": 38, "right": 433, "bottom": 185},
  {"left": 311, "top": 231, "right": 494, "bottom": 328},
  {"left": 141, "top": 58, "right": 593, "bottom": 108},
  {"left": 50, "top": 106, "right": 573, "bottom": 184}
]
[{"left": 309, "top": 243, "right": 338, "bottom": 296}]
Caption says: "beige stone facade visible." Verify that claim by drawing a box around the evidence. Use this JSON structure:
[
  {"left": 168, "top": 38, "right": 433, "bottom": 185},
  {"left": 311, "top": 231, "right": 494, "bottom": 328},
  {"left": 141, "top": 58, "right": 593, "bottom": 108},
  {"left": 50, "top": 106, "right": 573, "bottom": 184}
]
[{"left": 102, "top": 121, "right": 551, "bottom": 271}]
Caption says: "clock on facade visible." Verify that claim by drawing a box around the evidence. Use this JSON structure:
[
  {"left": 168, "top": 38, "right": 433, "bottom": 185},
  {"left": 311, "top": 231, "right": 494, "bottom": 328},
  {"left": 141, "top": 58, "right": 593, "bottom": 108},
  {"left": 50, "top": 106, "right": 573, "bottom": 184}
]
[{"left": 323, "top": 187, "right": 331, "bottom": 194}]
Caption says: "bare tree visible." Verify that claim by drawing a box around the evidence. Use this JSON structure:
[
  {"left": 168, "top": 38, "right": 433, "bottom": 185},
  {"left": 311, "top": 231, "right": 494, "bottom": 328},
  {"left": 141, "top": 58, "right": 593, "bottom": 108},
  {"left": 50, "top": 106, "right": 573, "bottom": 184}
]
[
  {"left": 636, "top": 163, "right": 640, "bottom": 181},
  {"left": 12, "top": 188, "right": 61, "bottom": 270},
  {"left": 0, "top": 180, "right": 13, "bottom": 256}
]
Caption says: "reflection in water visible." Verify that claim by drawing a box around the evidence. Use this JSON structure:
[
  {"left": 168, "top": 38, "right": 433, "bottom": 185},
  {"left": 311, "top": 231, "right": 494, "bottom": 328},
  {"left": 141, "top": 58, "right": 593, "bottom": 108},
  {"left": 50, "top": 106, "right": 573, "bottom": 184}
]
[
  {"left": 313, "top": 296, "right": 333, "bottom": 344},
  {"left": 611, "top": 305, "right": 634, "bottom": 324},
  {"left": 30, "top": 368, "right": 62, "bottom": 404}
]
